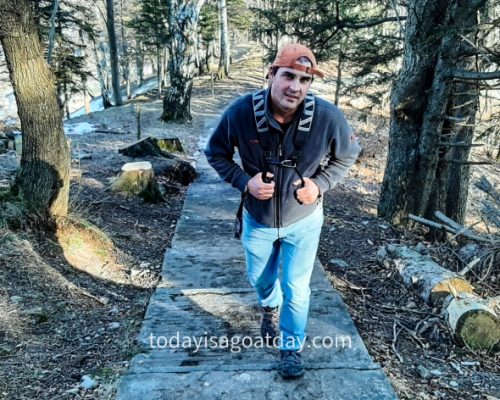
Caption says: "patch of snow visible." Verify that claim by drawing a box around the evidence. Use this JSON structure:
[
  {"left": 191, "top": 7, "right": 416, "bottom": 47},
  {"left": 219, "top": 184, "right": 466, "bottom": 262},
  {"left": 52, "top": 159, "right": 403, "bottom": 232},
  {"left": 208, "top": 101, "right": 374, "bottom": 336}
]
[
  {"left": 64, "top": 122, "right": 95, "bottom": 135},
  {"left": 70, "top": 98, "right": 104, "bottom": 118}
]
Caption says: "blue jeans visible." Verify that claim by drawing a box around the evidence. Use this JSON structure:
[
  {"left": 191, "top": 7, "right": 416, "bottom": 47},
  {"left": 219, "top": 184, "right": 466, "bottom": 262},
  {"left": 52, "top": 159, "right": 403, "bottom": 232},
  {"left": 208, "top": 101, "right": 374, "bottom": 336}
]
[{"left": 242, "top": 206, "right": 324, "bottom": 350}]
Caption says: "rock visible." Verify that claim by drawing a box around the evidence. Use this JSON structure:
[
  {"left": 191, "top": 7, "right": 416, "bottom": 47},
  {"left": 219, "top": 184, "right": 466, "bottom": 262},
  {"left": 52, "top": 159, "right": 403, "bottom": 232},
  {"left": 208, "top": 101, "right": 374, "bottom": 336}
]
[
  {"left": 417, "top": 365, "right": 431, "bottom": 379},
  {"left": 449, "top": 380, "right": 459, "bottom": 388},
  {"left": 378, "top": 224, "right": 389, "bottom": 230},
  {"left": 458, "top": 243, "right": 480, "bottom": 263},
  {"left": 10, "top": 295, "right": 22, "bottom": 304},
  {"left": 130, "top": 269, "right": 142, "bottom": 277},
  {"left": 430, "top": 369, "right": 443, "bottom": 377},
  {"left": 376, "top": 246, "right": 387, "bottom": 261},
  {"left": 406, "top": 301, "right": 417, "bottom": 308},
  {"left": 25, "top": 306, "right": 49, "bottom": 323},
  {"left": 329, "top": 258, "right": 350, "bottom": 269},
  {"left": 361, "top": 220, "right": 369, "bottom": 226},
  {"left": 78, "top": 154, "right": 92, "bottom": 161},
  {"left": 109, "top": 306, "right": 119, "bottom": 314},
  {"left": 415, "top": 242, "right": 427, "bottom": 254},
  {"left": 79, "top": 375, "right": 98, "bottom": 390},
  {"left": 328, "top": 226, "right": 336, "bottom": 232},
  {"left": 235, "top": 372, "right": 251, "bottom": 382},
  {"left": 387, "top": 244, "right": 397, "bottom": 253},
  {"left": 108, "top": 322, "right": 120, "bottom": 330},
  {"left": 460, "top": 360, "right": 480, "bottom": 367}
]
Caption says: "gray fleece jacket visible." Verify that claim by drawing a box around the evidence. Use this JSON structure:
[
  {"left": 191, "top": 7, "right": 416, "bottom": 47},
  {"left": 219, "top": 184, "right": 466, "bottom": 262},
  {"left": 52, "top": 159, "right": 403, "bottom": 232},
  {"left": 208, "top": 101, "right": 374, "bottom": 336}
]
[{"left": 205, "top": 88, "right": 361, "bottom": 228}]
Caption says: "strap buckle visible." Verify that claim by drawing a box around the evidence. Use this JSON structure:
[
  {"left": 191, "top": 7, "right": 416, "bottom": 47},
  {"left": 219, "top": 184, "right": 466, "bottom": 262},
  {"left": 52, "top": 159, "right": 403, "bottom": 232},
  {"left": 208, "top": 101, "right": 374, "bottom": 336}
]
[{"left": 268, "top": 159, "right": 297, "bottom": 168}]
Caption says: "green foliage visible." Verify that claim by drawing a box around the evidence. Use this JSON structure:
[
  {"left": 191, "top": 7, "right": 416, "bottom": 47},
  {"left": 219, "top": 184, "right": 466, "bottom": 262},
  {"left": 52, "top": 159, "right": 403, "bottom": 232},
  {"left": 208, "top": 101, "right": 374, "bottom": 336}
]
[
  {"left": 251, "top": 0, "right": 404, "bottom": 103},
  {"left": 227, "top": 0, "right": 254, "bottom": 33},
  {"left": 30, "top": 0, "right": 95, "bottom": 96},
  {"left": 199, "top": 1, "right": 219, "bottom": 45},
  {"left": 128, "top": 0, "right": 169, "bottom": 49}
]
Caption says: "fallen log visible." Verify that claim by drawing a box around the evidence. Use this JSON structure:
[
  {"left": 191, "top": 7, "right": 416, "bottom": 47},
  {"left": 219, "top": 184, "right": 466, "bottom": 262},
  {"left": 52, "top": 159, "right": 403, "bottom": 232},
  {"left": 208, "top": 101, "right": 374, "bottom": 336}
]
[
  {"left": 111, "top": 161, "right": 164, "bottom": 203},
  {"left": 387, "top": 245, "right": 474, "bottom": 305},
  {"left": 386, "top": 245, "right": 499, "bottom": 351},
  {"left": 94, "top": 129, "right": 129, "bottom": 135},
  {"left": 118, "top": 136, "right": 184, "bottom": 159}
]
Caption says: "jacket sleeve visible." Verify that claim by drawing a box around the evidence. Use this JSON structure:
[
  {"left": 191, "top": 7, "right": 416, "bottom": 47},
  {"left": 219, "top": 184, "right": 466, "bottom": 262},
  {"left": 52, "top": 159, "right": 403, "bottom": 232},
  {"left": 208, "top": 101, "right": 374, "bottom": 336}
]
[
  {"left": 204, "top": 111, "right": 252, "bottom": 193},
  {"left": 311, "top": 108, "right": 362, "bottom": 195}
]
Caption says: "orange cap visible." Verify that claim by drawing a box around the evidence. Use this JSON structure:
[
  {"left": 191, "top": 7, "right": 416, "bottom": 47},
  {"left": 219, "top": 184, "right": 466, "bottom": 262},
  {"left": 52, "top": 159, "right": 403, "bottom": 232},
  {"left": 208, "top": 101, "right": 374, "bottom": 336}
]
[{"left": 269, "top": 43, "right": 325, "bottom": 78}]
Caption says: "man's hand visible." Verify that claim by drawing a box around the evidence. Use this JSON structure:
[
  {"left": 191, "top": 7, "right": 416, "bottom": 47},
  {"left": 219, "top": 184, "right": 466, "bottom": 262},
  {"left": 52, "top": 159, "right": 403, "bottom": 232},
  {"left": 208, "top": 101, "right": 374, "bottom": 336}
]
[
  {"left": 293, "top": 177, "right": 320, "bottom": 205},
  {"left": 247, "top": 172, "right": 275, "bottom": 200}
]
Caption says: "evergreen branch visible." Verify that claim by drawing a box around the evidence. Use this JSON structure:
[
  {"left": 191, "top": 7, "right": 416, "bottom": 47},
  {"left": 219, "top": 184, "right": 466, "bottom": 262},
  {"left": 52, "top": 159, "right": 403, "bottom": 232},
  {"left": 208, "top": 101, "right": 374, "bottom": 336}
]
[{"left": 340, "top": 16, "right": 407, "bottom": 30}]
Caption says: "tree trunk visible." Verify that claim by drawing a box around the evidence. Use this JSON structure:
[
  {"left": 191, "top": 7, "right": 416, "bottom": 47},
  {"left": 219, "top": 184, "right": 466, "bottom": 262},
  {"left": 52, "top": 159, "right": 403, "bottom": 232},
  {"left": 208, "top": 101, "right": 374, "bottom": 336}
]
[
  {"left": 135, "top": 40, "right": 144, "bottom": 86},
  {"left": 378, "top": 0, "right": 483, "bottom": 227},
  {"left": 93, "top": 41, "right": 112, "bottom": 109},
  {"left": 119, "top": 0, "right": 131, "bottom": 99},
  {"left": 216, "top": 0, "right": 230, "bottom": 80},
  {"left": 161, "top": 0, "right": 206, "bottom": 122},
  {"left": 335, "top": 50, "right": 342, "bottom": 106},
  {"left": 64, "top": 81, "right": 70, "bottom": 120},
  {"left": 157, "top": 44, "right": 162, "bottom": 98},
  {"left": 78, "top": 28, "right": 91, "bottom": 115},
  {"left": 444, "top": 78, "right": 479, "bottom": 223},
  {"left": 0, "top": 0, "right": 70, "bottom": 217},
  {"left": 46, "top": 0, "right": 59, "bottom": 65},
  {"left": 163, "top": 47, "right": 169, "bottom": 86},
  {"left": 106, "top": 0, "right": 123, "bottom": 106}
]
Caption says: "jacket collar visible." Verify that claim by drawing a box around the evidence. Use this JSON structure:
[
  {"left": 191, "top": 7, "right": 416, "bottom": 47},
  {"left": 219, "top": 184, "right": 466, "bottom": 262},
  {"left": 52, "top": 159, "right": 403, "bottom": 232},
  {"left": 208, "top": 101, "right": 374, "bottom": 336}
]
[{"left": 264, "top": 87, "right": 306, "bottom": 132}]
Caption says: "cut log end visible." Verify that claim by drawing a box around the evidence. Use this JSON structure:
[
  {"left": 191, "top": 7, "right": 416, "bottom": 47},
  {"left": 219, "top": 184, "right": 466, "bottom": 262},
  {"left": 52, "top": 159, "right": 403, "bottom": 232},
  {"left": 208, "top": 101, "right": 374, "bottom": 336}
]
[
  {"left": 456, "top": 310, "right": 500, "bottom": 352},
  {"left": 430, "top": 277, "right": 474, "bottom": 304},
  {"left": 446, "top": 293, "right": 500, "bottom": 352}
]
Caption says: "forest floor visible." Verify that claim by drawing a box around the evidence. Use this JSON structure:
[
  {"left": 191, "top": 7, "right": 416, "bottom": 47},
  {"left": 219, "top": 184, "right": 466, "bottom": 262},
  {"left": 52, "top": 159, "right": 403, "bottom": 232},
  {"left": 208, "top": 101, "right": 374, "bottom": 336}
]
[{"left": 0, "top": 44, "right": 499, "bottom": 400}]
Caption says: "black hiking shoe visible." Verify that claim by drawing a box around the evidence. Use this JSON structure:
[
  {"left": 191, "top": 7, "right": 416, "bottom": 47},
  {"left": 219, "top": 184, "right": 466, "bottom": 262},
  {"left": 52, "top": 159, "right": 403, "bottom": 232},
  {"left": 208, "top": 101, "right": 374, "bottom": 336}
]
[
  {"left": 279, "top": 350, "right": 304, "bottom": 379},
  {"left": 261, "top": 306, "right": 279, "bottom": 345}
]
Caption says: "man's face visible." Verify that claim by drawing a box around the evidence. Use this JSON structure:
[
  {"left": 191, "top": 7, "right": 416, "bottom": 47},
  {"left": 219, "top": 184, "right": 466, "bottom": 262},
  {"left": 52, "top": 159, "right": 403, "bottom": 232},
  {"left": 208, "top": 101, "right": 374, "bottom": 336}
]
[{"left": 269, "top": 67, "right": 313, "bottom": 119}]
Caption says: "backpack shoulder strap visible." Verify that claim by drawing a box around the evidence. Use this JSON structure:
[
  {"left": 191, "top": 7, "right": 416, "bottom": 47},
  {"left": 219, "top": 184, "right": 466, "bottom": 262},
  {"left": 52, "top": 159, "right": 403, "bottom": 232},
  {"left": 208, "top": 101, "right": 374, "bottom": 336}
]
[
  {"left": 252, "top": 90, "right": 316, "bottom": 164},
  {"left": 291, "top": 92, "right": 315, "bottom": 163}
]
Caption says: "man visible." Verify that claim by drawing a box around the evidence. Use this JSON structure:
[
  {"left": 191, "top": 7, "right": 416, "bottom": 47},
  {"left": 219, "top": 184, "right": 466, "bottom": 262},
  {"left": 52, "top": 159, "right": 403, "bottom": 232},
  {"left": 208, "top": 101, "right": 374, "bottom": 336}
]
[{"left": 205, "top": 43, "right": 361, "bottom": 379}]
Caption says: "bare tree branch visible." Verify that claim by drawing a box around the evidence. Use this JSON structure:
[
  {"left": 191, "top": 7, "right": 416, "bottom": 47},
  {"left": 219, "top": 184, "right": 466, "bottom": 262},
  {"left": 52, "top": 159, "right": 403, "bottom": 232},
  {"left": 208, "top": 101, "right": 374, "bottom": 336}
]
[{"left": 450, "top": 70, "right": 500, "bottom": 80}]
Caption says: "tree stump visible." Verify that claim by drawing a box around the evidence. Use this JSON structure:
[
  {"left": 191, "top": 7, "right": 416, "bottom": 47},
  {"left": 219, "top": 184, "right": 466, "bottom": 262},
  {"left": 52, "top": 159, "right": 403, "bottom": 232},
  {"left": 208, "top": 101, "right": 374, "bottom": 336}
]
[
  {"left": 118, "top": 136, "right": 184, "bottom": 159},
  {"left": 111, "top": 161, "right": 164, "bottom": 203}
]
